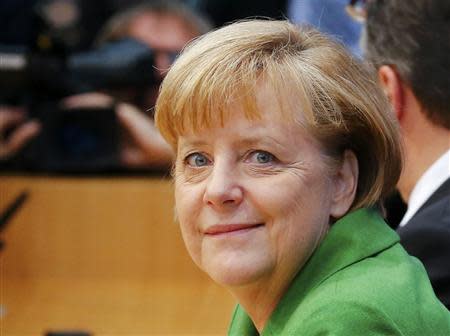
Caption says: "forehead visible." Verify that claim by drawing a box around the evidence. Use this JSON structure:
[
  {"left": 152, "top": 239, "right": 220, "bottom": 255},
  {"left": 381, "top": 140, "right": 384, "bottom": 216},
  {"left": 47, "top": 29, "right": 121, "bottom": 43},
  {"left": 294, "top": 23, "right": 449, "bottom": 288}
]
[
  {"left": 156, "top": 55, "right": 317, "bottom": 150},
  {"left": 176, "top": 116, "right": 314, "bottom": 163},
  {"left": 177, "top": 82, "right": 312, "bottom": 144},
  {"left": 194, "top": 80, "right": 306, "bottom": 131}
]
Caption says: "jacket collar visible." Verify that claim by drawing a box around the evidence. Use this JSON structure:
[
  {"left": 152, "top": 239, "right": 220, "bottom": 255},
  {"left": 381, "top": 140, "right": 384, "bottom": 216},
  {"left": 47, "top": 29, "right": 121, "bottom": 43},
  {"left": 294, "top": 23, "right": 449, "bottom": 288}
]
[{"left": 229, "top": 208, "right": 400, "bottom": 335}]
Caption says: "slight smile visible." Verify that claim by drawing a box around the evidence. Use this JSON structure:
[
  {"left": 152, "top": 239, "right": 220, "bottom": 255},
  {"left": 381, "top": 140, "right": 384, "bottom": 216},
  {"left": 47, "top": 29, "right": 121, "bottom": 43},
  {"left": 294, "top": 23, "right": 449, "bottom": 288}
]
[{"left": 204, "top": 223, "right": 264, "bottom": 236}]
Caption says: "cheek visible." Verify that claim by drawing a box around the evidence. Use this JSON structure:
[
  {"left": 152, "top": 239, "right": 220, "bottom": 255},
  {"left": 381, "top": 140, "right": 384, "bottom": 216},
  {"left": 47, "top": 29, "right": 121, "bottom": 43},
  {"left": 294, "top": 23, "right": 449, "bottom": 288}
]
[
  {"left": 174, "top": 174, "right": 203, "bottom": 219},
  {"left": 248, "top": 173, "right": 311, "bottom": 218},
  {"left": 258, "top": 172, "right": 332, "bottom": 246},
  {"left": 175, "top": 182, "right": 203, "bottom": 264}
]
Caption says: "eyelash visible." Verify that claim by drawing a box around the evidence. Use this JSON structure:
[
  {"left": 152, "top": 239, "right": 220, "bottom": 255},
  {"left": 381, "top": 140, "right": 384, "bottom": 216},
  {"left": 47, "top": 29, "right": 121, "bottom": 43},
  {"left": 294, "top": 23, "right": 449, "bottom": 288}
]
[
  {"left": 184, "top": 152, "right": 211, "bottom": 167},
  {"left": 245, "top": 150, "right": 277, "bottom": 164}
]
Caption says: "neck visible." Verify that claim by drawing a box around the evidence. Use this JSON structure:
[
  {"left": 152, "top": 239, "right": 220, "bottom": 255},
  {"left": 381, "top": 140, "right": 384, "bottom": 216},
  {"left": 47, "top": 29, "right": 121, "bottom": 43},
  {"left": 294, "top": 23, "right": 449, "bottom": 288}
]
[
  {"left": 398, "top": 117, "right": 450, "bottom": 202},
  {"left": 228, "top": 274, "right": 291, "bottom": 332},
  {"left": 226, "top": 223, "right": 330, "bottom": 332}
]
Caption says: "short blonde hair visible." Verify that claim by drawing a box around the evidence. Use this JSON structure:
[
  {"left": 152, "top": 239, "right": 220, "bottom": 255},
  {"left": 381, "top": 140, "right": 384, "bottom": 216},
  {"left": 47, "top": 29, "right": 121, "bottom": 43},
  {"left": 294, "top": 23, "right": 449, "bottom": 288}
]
[{"left": 155, "top": 20, "right": 402, "bottom": 212}]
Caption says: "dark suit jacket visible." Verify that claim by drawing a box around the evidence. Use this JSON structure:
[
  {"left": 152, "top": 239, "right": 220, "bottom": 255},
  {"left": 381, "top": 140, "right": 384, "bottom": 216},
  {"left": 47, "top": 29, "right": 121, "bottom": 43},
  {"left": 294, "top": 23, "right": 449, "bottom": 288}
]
[{"left": 397, "top": 178, "right": 450, "bottom": 309}]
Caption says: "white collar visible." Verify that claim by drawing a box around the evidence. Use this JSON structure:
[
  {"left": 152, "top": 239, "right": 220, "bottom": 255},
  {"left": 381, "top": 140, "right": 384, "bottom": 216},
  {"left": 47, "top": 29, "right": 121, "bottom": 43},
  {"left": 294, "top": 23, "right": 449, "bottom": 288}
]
[{"left": 400, "top": 150, "right": 450, "bottom": 227}]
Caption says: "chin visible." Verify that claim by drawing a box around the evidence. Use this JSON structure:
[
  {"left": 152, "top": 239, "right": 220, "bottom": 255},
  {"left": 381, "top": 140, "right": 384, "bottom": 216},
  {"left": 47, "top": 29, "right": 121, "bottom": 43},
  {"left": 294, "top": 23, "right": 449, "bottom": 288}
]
[{"left": 205, "top": 257, "right": 274, "bottom": 288}]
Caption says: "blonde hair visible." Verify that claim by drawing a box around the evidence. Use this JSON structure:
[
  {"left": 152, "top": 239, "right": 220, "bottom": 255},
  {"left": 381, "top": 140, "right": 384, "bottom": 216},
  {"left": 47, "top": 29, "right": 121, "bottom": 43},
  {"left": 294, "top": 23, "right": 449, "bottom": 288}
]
[{"left": 155, "top": 20, "right": 402, "bottom": 211}]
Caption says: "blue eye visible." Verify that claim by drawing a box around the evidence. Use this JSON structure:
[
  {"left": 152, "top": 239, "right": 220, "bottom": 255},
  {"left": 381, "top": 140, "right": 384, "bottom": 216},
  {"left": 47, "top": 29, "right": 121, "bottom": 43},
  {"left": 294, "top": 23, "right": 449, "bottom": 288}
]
[
  {"left": 250, "top": 151, "right": 275, "bottom": 164},
  {"left": 185, "top": 152, "right": 210, "bottom": 167}
]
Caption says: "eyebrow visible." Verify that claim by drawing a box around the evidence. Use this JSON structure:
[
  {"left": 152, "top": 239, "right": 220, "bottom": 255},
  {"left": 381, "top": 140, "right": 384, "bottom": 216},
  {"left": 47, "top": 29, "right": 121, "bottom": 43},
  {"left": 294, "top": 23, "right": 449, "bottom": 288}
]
[
  {"left": 178, "top": 133, "right": 290, "bottom": 153},
  {"left": 235, "top": 135, "right": 287, "bottom": 150},
  {"left": 177, "top": 138, "right": 207, "bottom": 149}
]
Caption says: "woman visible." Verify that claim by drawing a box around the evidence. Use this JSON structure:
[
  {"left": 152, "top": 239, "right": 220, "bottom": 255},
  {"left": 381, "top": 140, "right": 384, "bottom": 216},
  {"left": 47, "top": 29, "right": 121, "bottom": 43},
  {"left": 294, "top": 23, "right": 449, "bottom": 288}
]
[{"left": 155, "top": 20, "right": 450, "bottom": 335}]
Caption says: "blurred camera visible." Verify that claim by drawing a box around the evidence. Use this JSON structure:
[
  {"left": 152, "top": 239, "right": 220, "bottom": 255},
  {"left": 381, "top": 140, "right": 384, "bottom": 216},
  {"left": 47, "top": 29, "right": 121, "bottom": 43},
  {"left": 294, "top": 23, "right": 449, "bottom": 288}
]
[
  {"left": 0, "top": 38, "right": 156, "bottom": 172},
  {"left": 0, "top": 0, "right": 157, "bottom": 173},
  {"left": 22, "top": 104, "right": 120, "bottom": 172}
]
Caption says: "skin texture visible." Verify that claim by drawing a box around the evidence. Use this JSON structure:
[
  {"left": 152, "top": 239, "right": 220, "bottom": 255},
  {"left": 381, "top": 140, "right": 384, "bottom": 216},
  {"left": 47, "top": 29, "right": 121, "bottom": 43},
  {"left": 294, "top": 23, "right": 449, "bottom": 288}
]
[{"left": 173, "top": 83, "right": 358, "bottom": 331}]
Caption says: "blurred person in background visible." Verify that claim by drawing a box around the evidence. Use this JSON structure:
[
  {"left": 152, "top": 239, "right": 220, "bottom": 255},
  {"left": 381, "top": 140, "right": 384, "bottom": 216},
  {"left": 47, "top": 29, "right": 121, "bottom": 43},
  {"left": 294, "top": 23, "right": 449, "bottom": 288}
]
[
  {"left": 0, "top": 0, "right": 114, "bottom": 164},
  {"left": 1, "top": 0, "right": 211, "bottom": 170},
  {"left": 357, "top": 0, "right": 450, "bottom": 309},
  {"left": 95, "top": 0, "right": 211, "bottom": 112},
  {"left": 94, "top": 0, "right": 211, "bottom": 169}
]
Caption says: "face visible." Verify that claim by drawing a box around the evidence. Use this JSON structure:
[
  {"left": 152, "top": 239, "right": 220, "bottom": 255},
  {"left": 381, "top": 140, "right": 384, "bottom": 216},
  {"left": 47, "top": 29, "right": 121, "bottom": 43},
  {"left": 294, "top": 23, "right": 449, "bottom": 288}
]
[
  {"left": 127, "top": 12, "right": 198, "bottom": 79},
  {"left": 120, "top": 12, "right": 198, "bottom": 109},
  {"left": 174, "top": 85, "right": 341, "bottom": 289}
]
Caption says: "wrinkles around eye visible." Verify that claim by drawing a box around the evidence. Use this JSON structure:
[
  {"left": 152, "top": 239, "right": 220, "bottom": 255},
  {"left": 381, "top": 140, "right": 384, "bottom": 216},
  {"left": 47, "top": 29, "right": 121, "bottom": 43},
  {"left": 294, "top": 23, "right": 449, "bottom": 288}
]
[
  {"left": 245, "top": 160, "right": 309, "bottom": 177},
  {"left": 176, "top": 156, "right": 211, "bottom": 183},
  {"left": 182, "top": 167, "right": 210, "bottom": 184}
]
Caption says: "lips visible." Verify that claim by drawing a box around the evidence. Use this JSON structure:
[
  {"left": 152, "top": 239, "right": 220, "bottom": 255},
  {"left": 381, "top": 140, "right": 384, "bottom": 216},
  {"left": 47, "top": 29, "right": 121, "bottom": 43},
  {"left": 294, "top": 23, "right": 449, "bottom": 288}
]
[{"left": 204, "top": 223, "right": 264, "bottom": 236}]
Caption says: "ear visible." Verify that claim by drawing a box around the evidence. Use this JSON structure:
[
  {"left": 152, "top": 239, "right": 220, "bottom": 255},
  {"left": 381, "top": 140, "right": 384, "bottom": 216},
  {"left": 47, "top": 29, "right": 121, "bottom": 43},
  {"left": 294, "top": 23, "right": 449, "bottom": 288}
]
[
  {"left": 378, "top": 65, "right": 404, "bottom": 121},
  {"left": 330, "top": 150, "right": 359, "bottom": 218}
]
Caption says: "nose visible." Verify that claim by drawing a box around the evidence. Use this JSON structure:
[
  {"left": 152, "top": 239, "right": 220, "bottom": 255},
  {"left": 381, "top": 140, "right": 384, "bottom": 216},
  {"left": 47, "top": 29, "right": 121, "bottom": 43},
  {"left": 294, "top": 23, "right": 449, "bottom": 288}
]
[{"left": 203, "top": 162, "right": 243, "bottom": 209}]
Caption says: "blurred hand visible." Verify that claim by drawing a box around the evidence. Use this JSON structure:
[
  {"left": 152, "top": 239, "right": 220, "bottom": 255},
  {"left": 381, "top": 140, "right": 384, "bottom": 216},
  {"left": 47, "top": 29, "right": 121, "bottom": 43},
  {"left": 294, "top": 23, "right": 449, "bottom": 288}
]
[
  {"left": 115, "top": 102, "right": 173, "bottom": 168},
  {"left": 0, "top": 106, "right": 41, "bottom": 160},
  {"left": 63, "top": 93, "right": 173, "bottom": 169}
]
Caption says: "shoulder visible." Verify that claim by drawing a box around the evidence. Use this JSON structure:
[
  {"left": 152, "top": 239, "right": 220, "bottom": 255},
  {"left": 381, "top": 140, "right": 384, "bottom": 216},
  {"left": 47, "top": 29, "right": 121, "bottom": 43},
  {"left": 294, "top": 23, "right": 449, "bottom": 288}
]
[
  {"left": 400, "top": 178, "right": 450, "bottom": 236},
  {"left": 398, "top": 191, "right": 450, "bottom": 265},
  {"left": 399, "top": 198, "right": 450, "bottom": 241},
  {"left": 398, "top": 199, "right": 450, "bottom": 263},
  {"left": 397, "top": 191, "right": 450, "bottom": 308},
  {"left": 274, "top": 299, "right": 403, "bottom": 336},
  {"left": 269, "top": 243, "right": 450, "bottom": 335}
]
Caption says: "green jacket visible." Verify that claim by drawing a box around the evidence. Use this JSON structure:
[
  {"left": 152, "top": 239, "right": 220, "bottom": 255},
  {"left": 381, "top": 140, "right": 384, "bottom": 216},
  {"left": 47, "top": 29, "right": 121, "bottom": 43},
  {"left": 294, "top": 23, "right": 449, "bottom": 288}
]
[{"left": 228, "top": 208, "right": 450, "bottom": 335}]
